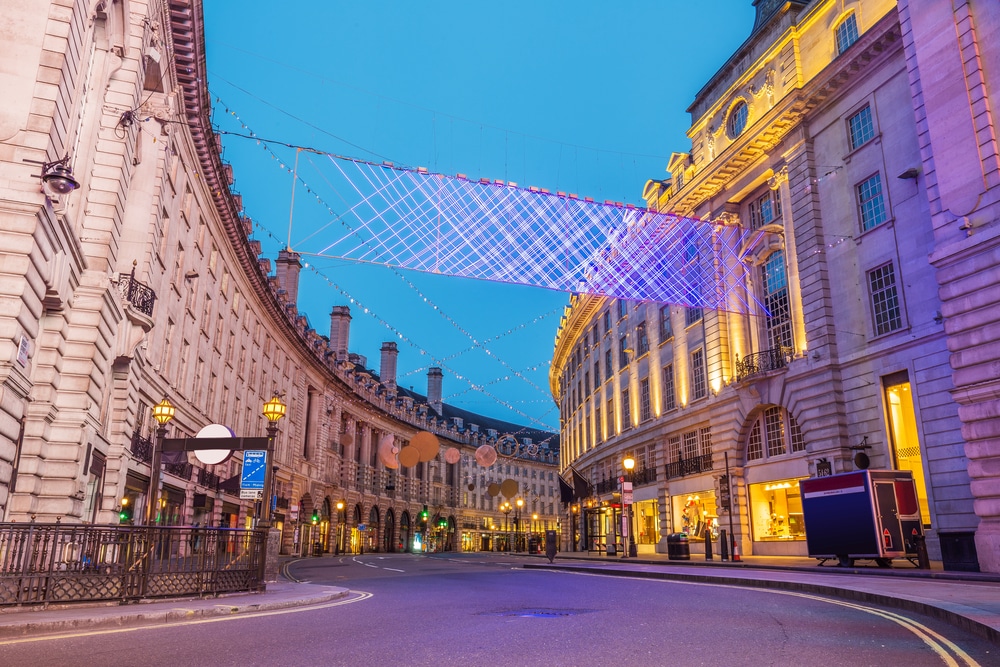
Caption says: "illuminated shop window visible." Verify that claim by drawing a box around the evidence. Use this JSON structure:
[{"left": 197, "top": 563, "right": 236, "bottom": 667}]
[
  {"left": 883, "top": 371, "right": 930, "bottom": 525},
  {"left": 748, "top": 478, "right": 806, "bottom": 541},
  {"left": 672, "top": 492, "right": 719, "bottom": 542}
]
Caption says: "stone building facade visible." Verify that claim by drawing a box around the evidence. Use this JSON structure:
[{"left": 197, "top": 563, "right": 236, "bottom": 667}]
[
  {"left": 553, "top": 0, "right": 998, "bottom": 571},
  {"left": 0, "top": 0, "right": 558, "bottom": 556}
]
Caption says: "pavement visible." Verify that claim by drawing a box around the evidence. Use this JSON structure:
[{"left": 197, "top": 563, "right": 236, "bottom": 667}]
[{"left": 0, "top": 552, "right": 996, "bottom": 646}]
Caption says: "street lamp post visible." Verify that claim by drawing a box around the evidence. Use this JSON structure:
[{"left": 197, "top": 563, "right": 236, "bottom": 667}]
[
  {"left": 515, "top": 498, "right": 524, "bottom": 552},
  {"left": 260, "top": 396, "right": 287, "bottom": 529},
  {"left": 335, "top": 500, "right": 345, "bottom": 554},
  {"left": 146, "top": 399, "right": 175, "bottom": 525},
  {"left": 500, "top": 501, "right": 512, "bottom": 551},
  {"left": 622, "top": 455, "right": 638, "bottom": 558}
]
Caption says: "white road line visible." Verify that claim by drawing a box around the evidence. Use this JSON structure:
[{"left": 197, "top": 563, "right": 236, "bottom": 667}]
[
  {"left": 0, "top": 591, "right": 375, "bottom": 646},
  {"left": 383, "top": 567, "right": 405, "bottom": 572}
]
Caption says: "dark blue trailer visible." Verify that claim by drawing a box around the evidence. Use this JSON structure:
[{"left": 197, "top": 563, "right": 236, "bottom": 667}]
[{"left": 800, "top": 470, "right": 922, "bottom": 567}]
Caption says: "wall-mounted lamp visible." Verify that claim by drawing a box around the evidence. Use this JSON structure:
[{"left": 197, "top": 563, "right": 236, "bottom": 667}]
[
  {"left": 897, "top": 167, "right": 920, "bottom": 180},
  {"left": 27, "top": 155, "right": 80, "bottom": 196},
  {"left": 933, "top": 311, "right": 944, "bottom": 325}
]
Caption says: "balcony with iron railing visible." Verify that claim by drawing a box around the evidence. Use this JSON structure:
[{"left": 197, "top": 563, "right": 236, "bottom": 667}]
[
  {"left": 118, "top": 271, "right": 156, "bottom": 317},
  {"left": 130, "top": 431, "right": 153, "bottom": 464},
  {"left": 735, "top": 347, "right": 793, "bottom": 382},
  {"left": 630, "top": 466, "right": 657, "bottom": 486},
  {"left": 664, "top": 453, "right": 713, "bottom": 479}
]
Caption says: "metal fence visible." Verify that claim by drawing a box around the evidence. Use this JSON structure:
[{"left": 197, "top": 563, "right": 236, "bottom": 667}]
[{"left": 0, "top": 522, "right": 265, "bottom": 606}]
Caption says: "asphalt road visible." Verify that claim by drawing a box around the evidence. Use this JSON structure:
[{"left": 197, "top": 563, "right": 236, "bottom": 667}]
[{"left": 0, "top": 552, "right": 993, "bottom": 667}]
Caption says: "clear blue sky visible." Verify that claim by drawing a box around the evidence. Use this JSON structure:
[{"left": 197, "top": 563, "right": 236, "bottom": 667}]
[{"left": 203, "top": 1, "right": 757, "bottom": 431}]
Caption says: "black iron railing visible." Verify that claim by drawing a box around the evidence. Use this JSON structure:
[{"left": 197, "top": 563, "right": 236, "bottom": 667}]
[
  {"left": 631, "top": 466, "right": 657, "bottom": 486},
  {"left": 664, "top": 453, "right": 713, "bottom": 479},
  {"left": 594, "top": 477, "right": 616, "bottom": 494},
  {"left": 130, "top": 431, "right": 153, "bottom": 464},
  {"left": 118, "top": 272, "right": 156, "bottom": 317},
  {"left": 0, "top": 522, "right": 265, "bottom": 606},
  {"left": 735, "top": 347, "right": 793, "bottom": 381}
]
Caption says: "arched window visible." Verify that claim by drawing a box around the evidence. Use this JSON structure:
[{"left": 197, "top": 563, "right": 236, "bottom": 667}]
[{"left": 745, "top": 406, "right": 805, "bottom": 462}]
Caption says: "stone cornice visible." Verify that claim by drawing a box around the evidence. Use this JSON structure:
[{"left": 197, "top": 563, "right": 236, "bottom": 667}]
[{"left": 671, "top": 11, "right": 903, "bottom": 215}]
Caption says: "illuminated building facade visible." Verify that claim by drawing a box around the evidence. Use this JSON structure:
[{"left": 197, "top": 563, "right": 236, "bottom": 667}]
[
  {"left": 554, "top": 0, "right": 998, "bottom": 571},
  {"left": 0, "top": 0, "right": 558, "bottom": 555}
]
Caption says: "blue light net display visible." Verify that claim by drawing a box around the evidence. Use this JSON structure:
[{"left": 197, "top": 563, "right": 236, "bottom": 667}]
[{"left": 296, "top": 157, "right": 763, "bottom": 313}]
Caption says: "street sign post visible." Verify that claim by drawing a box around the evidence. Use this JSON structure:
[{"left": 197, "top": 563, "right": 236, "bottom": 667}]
[{"left": 241, "top": 450, "right": 267, "bottom": 490}]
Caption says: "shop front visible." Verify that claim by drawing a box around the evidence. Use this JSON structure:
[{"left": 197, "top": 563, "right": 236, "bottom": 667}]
[
  {"left": 632, "top": 485, "right": 660, "bottom": 554},
  {"left": 745, "top": 460, "right": 810, "bottom": 556},
  {"left": 665, "top": 476, "right": 718, "bottom": 556}
]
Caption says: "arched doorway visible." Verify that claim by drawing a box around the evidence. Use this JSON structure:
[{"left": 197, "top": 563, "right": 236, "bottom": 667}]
[
  {"left": 384, "top": 509, "right": 396, "bottom": 552},
  {"left": 400, "top": 512, "right": 412, "bottom": 553}
]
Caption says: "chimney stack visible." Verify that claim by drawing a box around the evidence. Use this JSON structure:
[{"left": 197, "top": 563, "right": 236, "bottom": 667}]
[
  {"left": 274, "top": 249, "right": 302, "bottom": 304},
  {"left": 380, "top": 342, "right": 398, "bottom": 391},
  {"left": 427, "top": 367, "right": 443, "bottom": 415},
  {"left": 329, "top": 306, "right": 352, "bottom": 361}
]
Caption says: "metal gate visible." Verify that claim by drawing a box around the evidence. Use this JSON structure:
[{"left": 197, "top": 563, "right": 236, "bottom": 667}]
[{"left": 0, "top": 522, "right": 265, "bottom": 606}]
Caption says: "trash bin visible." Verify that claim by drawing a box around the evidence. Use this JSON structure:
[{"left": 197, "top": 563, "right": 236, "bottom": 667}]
[
  {"left": 313, "top": 541, "right": 322, "bottom": 557},
  {"left": 667, "top": 533, "right": 690, "bottom": 560},
  {"left": 528, "top": 537, "right": 539, "bottom": 554}
]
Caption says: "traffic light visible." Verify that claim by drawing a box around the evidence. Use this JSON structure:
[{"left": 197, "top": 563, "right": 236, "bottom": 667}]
[
  {"left": 119, "top": 497, "right": 133, "bottom": 523},
  {"left": 311, "top": 509, "right": 319, "bottom": 525},
  {"left": 438, "top": 518, "right": 447, "bottom": 528},
  {"left": 420, "top": 505, "right": 428, "bottom": 522}
]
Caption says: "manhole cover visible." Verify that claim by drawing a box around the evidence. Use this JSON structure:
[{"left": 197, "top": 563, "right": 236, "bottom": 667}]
[{"left": 483, "top": 608, "right": 591, "bottom": 618}]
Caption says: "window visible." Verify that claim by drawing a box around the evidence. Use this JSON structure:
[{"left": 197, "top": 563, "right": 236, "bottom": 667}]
[
  {"left": 662, "top": 364, "right": 676, "bottom": 411},
  {"left": 685, "top": 307, "right": 703, "bottom": 327},
  {"left": 619, "top": 336, "right": 629, "bottom": 367},
  {"left": 699, "top": 427, "right": 713, "bottom": 458},
  {"left": 659, "top": 305, "right": 672, "bottom": 341},
  {"left": 727, "top": 100, "right": 749, "bottom": 138},
  {"left": 636, "top": 321, "right": 649, "bottom": 355},
  {"left": 835, "top": 13, "right": 859, "bottom": 54},
  {"left": 765, "top": 407, "right": 786, "bottom": 457},
  {"left": 602, "top": 310, "right": 611, "bottom": 334},
  {"left": 691, "top": 349, "right": 707, "bottom": 400},
  {"left": 595, "top": 408, "right": 603, "bottom": 444},
  {"left": 762, "top": 251, "right": 793, "bottom": 350},
  {"left": 848, "top": 105, "right": 875, "bottom": 150},
  {"left": 883, "top": 371, "right": 930, "bottom": 524},
  {"left": 617, "top": 299, "right": 628, "bottom": 319},
  {"left": 594, "top": 361, "right": 601, "bottom": 389},
  {"left": 749, "top": 190, "right": 781, "bottom": 231},
  {"left": 584, "top": 372, "right": 590, "bottom": 397},
  {"left": 683, "top": 431, "right": 698, "bottom": 459},
  {"left": 606, "top": 399, "right": 615, "bottom": 437},
  {"left": 621, "top": 389, "right": 631, "bottom": 429},
  {"left": 639, "top": 377, "right": 651, "bottom": 422},
  {"left": 857, "top": 173, "right": 887, "bottom": 231},
  {"left": 745, "top": 406, "right": 804, "bottom": 462},
  {"left": 666, "top": 435, "right": 681, "bottom": 463},
  {"left": 605, "top": 349, "right": 613, "bottom": 377},
  {"left": 869, "top": 262, "right": 903, "bottom": 335}
]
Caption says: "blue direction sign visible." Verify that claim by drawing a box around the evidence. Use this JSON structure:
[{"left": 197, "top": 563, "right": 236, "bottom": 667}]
[{"left": 241, "top": 450, "right": 267, "bottom": 490}]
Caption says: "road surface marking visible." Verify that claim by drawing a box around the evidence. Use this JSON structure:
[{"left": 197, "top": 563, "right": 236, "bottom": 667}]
[
  {"left": 0, "top": 591, "right": 374, "bottom": 646},
  {"left": 562, "top": 570, "right": 980, "bottom": 667}
]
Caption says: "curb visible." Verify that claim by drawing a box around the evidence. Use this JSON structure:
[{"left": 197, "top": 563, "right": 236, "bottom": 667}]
[
  {"left": 0, "top": 586, "right": 349, "bottom": 640},
  {"left": 525, "top": 562, "right": 1000, "bottom": 647}
]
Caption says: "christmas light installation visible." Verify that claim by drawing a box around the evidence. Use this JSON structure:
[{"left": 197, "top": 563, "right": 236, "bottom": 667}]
[{"left": 295, "top": 156, "right": 765, "bottom": 314}]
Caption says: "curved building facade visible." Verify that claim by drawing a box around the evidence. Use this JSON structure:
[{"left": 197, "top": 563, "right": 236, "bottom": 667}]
[
  {"left": 0, "top": 0, "right": 558, "bottom": 556},
  {"left": 554, "top": 0, "right": 998, "bottom": 570}
]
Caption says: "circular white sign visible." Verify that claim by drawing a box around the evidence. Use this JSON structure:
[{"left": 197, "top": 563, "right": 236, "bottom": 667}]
[{"left": 194, "top": 423, "right": 236, "bottom": 465}]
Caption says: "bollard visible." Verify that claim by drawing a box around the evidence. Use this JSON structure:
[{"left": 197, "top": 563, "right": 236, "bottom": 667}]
[
  {"left": 705, "top": 533, "right": 713, "bottom": 561},
  {"left": 913, "top": 534, "right": 930, "bottom": 569},
  {"left": 719, "top": 529, "right": 729, "bottom": 561}
]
